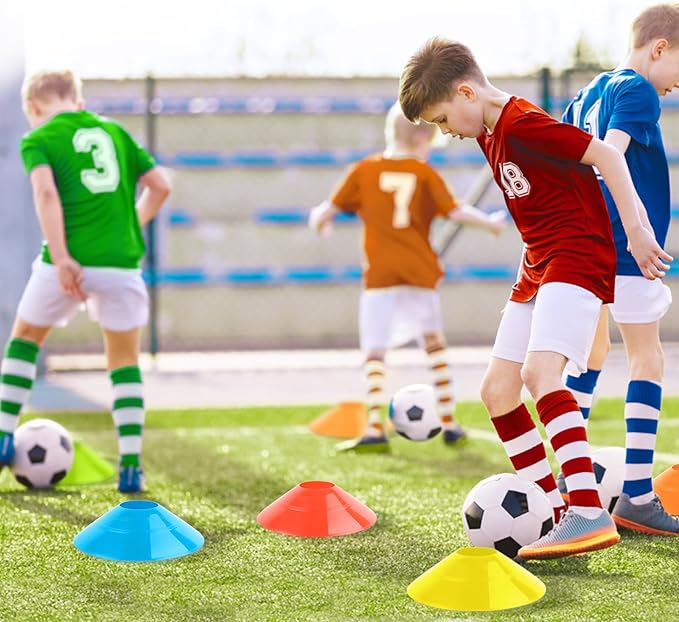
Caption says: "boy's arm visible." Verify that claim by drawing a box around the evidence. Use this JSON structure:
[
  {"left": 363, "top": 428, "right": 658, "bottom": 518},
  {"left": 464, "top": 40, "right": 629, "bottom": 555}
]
[
  {"left": 580, "top": 138, "right": 672, "bottom": 279},
  {"left": 136, "top": 167, "right": 172, "bottom": 226},
  {"left": 448, "top": 204, "right": 506, "bottom": 236},
  {"left": 29, "top": 166, "right": 85, "bottom": 300},
  {"left": 309, "top": 164, "right": 360, "bottom": 237},
  {"left": 308, "top": 200, "right": 339, "bottom": 237},
  {"left": 603, "top": 128, "right": 653, "bottom": 232}
]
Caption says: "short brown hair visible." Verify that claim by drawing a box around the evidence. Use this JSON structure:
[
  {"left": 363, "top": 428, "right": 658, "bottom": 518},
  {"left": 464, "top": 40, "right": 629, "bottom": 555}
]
[
  {"left": 22, "top": 70, "right": 82, "bottom": 107},
  {"left": 399, "top": 37, "right": 485, "bottom": 122},
  {"left": 631, "top": 4, "right": 679, "bottom": 48}
]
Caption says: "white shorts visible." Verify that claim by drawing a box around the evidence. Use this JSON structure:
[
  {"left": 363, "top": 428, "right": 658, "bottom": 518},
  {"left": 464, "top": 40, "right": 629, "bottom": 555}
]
[
  {"left": 609, "top": 275, "right": 672, "bottom": 324},
  {"left": 492, "top": 282, "right": 602, "bottom": 375},
  {"left": 359, "top": 286, "right": 443, "bottom": 351},
  {"left": 17, "top": 259, "right": 149, "bottom": 332}
]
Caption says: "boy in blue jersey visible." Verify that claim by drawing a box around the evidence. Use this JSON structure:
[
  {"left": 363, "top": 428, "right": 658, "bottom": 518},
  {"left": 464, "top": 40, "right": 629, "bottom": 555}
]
[{"left": 561, "top": 3, "right": 679, "bottom": 535}]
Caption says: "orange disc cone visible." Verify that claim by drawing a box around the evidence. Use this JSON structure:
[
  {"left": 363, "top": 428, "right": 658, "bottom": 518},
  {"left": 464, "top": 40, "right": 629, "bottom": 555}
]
[
  {"left": 654, "top": 464, "right": 679, "bottom": 514},
  {"left": 257, "top": 480, "right": 376, "bottom": 537},
  {"left": 407, "top": 547, "right": 546, "bottom": 612},
  {"left": 309, "top": 402, "right": 367, "bottom": 438}
]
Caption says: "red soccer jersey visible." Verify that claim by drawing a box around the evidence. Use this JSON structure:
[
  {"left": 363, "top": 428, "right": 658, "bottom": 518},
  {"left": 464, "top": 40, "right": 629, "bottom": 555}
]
[
  {"left": 477, "top": 96, "right": 616, "bottom": 303},
  {"left": 331, "top": 154, "right": 458, "bottom": 289}
]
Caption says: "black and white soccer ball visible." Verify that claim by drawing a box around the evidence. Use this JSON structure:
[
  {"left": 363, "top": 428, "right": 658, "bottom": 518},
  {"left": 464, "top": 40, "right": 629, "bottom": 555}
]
[
  {"left": 12, "top": 419, "right": 74, "bottom": 489},
  {"left": 388, "top": 384, "right": 441, "bottom": 441},
  {"left": 462, "top": 473, "right": 553, "bottom": 559},
  {"left": 592, "top": 446, "right": 625, "bottom": 513}
]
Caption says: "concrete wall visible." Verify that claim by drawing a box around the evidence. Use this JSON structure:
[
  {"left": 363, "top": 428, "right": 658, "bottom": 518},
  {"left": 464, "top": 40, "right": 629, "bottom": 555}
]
[{"left": 41, "top": 75, "right": 679, "bottom": 351}]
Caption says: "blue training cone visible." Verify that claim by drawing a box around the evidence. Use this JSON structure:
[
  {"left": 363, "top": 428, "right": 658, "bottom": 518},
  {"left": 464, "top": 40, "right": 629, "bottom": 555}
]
[{"left": 73, "top": 500, "right": 204, "bottom": 562}]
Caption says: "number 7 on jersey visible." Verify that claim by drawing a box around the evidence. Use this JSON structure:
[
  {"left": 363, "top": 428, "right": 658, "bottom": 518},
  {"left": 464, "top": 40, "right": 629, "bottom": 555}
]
[{"left": 379, "top": 171, "right": 417, "bottom": 228}]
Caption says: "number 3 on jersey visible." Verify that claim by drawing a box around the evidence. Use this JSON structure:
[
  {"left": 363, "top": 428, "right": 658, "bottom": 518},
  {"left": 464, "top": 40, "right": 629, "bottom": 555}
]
[
  {"left": 379, "top": 171, "right": 417, "bottom": 228},
  {"left": 72, "top": 128, "right": 120, "bottom": 193},
  {"left": 498, "top": 162, "right": 530, "bottom": 199}
]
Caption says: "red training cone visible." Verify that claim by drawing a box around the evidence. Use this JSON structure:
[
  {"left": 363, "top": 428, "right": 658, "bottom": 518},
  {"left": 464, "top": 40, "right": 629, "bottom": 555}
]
[{"left": 257, "top": 480, "right": 376, "bottom": 537}]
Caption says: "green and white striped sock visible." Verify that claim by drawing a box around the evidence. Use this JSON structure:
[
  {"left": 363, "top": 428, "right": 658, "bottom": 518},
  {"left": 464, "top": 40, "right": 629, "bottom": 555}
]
[
  {"left": 110, "top": 365, "right": 144, "bottom": 468},
  {"left": 0, "top": 338, "right": 40, "bottom": 437}
]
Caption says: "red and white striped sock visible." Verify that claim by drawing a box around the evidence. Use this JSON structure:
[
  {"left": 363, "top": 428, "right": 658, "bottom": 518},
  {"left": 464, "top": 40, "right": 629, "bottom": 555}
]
[
  {"left": 537, "top": 389, "right": 603, "bottom": 517},
  {"left": 426, "top": 343, "right": 456, "bottom": 430},
  {"left": 364, "top": 359, "right": 386, "bottom": 437},
  {"left": 491, "top": 403, "right": 565, "bottom": 523}
]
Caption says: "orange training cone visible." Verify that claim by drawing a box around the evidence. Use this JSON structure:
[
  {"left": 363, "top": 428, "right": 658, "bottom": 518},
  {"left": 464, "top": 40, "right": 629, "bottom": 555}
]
[
  {"left": 407, "top": 547, "right": 546, "bottom": 612},
  {"left": 309, "top": 402, "right": 367, "bottom": 438},
  {"left": 654, "top": 464, "right": 679, "bottom": 514},
  {"left": 257, "top": 480, "right": 376, "bottom": 537}
]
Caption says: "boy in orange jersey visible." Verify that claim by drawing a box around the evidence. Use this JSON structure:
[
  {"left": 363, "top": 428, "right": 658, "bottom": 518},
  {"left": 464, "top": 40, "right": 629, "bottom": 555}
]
[{"left": 309, "top": 103, "right": 505, "bottom": 452}]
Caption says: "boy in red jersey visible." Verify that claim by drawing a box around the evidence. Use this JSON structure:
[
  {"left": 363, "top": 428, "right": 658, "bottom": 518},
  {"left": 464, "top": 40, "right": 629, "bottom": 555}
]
[
  {"left": 310, "top": 103, "right": 505, "bottom": 452},
  {"left": 399, "top": 38, "right": 672, "bottom": 560}
]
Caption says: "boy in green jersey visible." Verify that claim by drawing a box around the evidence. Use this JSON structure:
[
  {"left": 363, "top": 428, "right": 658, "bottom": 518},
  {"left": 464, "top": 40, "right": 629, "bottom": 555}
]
[{"left": 0, "top": 70, "right": 171, "bottom": 492}]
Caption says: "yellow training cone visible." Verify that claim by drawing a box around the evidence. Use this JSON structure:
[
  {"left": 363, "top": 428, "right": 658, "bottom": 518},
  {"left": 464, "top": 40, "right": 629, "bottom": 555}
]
[
  {"left": 309, "top": 402, "right": 367, "bottom": 438},
  {"left": 407, "top": 547, "right": 546, "bottom": 612},
  {"left": 654, "top": 464, "right": 679, "bottom": 515}
]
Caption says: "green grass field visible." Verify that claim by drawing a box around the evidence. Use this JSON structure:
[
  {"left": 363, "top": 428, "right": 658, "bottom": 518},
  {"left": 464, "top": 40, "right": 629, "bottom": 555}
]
[{"left": 2, "top": 399, "right": 679, "bottom": 622}]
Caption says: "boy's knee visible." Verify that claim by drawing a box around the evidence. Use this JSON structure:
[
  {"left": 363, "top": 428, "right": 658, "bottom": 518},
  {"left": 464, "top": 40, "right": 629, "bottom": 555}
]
[
  {"left": 365, "top": 350, "right": 386, "bottom": 364},
  {"left": 480, "top": 371, "right": 517, "bottom": 414},
  {"left": 519, "top": 362, "right": 540, "bottom": 395}
]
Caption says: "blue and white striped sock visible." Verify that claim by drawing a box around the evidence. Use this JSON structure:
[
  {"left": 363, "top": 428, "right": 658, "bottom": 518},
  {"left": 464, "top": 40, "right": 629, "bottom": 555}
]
[
  {"left": 622, "top": 380, "right": 661, "bottom": 506},
  {"left": 565, "top": 368, "right": 601, "bottom": 427}
]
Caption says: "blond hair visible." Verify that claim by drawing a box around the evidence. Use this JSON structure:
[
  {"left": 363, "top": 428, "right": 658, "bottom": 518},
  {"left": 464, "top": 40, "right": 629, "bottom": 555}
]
[
  {"left": 22, "top": 70, "right": 82, "bottom": 108},
  {"left": 399, "top": 37, "right": 486, "bottom": 122},
  {"left": 631, "top": 4, "right": 679, "bottom": 48},
  {"left": 384, "top": 102, "right": 436, "bottom": 150}
]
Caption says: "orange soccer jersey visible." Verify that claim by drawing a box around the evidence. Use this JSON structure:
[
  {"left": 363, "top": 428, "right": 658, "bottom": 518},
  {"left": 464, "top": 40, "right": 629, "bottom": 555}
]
[{"left": 330, "top": 154, "right": 459, "bottom": 289}]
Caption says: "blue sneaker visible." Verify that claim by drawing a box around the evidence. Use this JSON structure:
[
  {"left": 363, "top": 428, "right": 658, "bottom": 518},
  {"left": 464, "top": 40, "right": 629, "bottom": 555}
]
[
  {"left": 336, "top": 435, "right": 390, "bottom": 454},
  {"left": 518, "top": 507, "right": 619, "bottom": 560},
  {"left": 118, "top": 465, "right": 145, "bottom": 493},
  {"left": 612, "top": 493, "right": 679, "bottom": 536},
  {"left": 442, "top": 424, "right": 468, "bottom": 446},
  {"left": 0, "top": 433, "right": 14, "bottom": 468}
]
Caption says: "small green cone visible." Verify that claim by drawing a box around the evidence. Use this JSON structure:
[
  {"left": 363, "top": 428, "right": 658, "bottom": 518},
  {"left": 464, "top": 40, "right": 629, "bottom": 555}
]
[{"left": 58, "top": 440, "right": 116, "bottom": 486}]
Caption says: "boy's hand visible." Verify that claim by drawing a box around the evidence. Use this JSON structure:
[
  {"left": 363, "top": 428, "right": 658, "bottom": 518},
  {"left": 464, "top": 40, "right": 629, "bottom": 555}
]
[
  {"left": 55, "top": 257, "right": 86, "bottom": 300},
  {"left": 487, "top": 210, "right": 508, "bottom": 236},
  {"left": 308, "top": 202, "right": 334, "bottom": 238},
  {"left": 627, "top": 227, "right": 673, "bottom": 280}
]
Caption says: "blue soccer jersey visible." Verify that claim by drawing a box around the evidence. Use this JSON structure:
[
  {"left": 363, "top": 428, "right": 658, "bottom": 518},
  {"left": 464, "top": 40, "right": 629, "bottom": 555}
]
[{"left": 562, "top": 69, "right": 670, "bottom": 276}]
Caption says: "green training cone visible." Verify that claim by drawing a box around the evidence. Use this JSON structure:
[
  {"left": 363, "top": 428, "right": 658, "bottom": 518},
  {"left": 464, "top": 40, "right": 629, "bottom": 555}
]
[{"left": 58, "top": 440, "right": 116, "bottom": 486}]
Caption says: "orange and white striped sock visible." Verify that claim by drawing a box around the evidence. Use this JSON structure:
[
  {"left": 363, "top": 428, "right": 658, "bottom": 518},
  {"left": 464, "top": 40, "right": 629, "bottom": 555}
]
[
  {"left": 365, "top": 359, "right": 386, "bottom": 437},
  {"left": 426, "top": 343, "right": 456, "bottom": 431}
]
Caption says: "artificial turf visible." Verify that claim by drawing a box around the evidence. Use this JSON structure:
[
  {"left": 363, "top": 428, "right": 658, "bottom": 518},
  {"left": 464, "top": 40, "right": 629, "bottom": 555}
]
[{"left": 1, "top": 399, "right": 679, "bottom": 621}]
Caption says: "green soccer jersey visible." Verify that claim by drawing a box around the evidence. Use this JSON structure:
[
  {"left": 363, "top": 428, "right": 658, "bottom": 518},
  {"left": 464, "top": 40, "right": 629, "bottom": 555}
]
[{"left": 20, "top": 110, "right": 156, "bottom": 268}]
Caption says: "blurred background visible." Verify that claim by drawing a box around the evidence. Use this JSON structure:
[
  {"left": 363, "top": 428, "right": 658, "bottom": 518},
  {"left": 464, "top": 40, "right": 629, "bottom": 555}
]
[{"left": 2, "top": 0, "right": 678, "bottom": 357}]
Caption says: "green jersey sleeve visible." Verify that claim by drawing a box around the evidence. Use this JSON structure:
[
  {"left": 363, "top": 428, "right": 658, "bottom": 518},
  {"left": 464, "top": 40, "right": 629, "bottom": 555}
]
[
  {"left": 127, "top": 132, "right": 156, "bottom": 177},
  {"left": 20, "top": 133, "right": 51, "bottom": 174}
]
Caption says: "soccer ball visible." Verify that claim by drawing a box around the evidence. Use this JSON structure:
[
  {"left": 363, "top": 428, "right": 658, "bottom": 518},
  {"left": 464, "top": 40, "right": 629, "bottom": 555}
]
[
  {"left": 12, "top": 419, "right": 74, "bottom": 489},
  {"left": 462, "top": 473, "right": 553, "bottom": 559},
  {"left": 592, "top": 446, "right": 626, "bottom": 512},
  {"left": 388, "top": 384, "right": 441, "bottom": 441}
]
